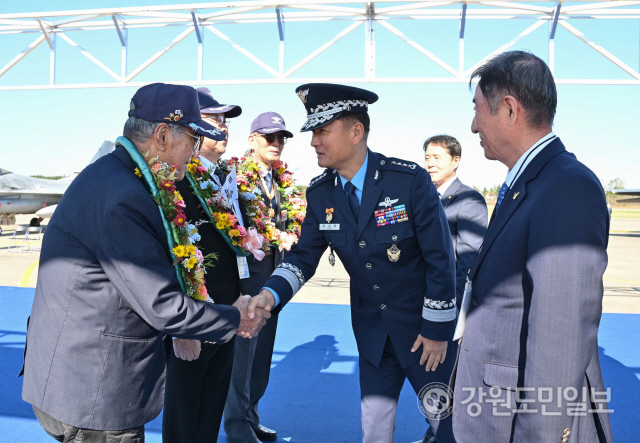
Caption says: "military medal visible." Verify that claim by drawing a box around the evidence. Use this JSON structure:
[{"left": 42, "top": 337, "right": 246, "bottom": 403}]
[
  {"left": 268, "top": 208, "right": 275, "bottom": 218},
  {"left": 329, "top": 249, "right": 336, "bottom": 266},
  {"left": 387, "top": 244, "right": 401, "bottom": 262},
  {"left": 326, "top": 208, "right": 334, "bottom": 223}
]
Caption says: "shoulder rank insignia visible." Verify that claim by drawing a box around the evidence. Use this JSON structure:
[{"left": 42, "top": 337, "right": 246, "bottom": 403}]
[
  {"left": 308, "top": 172, "right": 328, "bottom": 188},
  {"left": 390, "top": 160, "right": 417, "bottom": 170}
]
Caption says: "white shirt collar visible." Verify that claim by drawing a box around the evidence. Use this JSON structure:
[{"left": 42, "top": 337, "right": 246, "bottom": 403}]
[
  {"left": 436, "top": 173, "right": 457, "bottom": 196},
  {"left": 505, "top": 132, "right": 556, "bottom": 187},
  {"left": 198, "top": 155, "right": 216, "bottom": 172}
]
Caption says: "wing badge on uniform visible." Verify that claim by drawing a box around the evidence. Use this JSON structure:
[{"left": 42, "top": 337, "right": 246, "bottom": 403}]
[
  {"left": 378, "top": 197, "right": 399, "bottom": 208},
  {"left": 387, "top": 244, "right": 401, "bottom": 262}
]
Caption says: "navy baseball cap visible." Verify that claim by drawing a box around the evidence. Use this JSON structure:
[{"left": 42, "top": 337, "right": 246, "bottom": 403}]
[
  {"left": 196, "top": 87, "right": 242, "bottom": 118},
  {"left": 250, "top": 112, "right": 294, "bottom": 138},
  {"left": 295, "top": 83, "right": 378, "bottom": 132},
  {"left": 128, "top": 83, "right": 226, "bottom": 141}
]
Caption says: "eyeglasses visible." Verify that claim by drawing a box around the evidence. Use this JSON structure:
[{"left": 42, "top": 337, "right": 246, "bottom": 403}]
[
  {"left": 256, "top": 133, "right": 288, "bottom": 145},
  {"left": 178, "top": 130, "right": 203, "bottom": 156},
  {"left": 202, "top": 114, "right": 229, "bottom": 126}
]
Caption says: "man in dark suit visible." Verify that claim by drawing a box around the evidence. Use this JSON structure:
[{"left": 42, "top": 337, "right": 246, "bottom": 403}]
[
  {"left": 163, "top": 88, "right": 245, "bottom": 443},
  {"left": 423, "top": 135, "right": 487, "bottom": 307},
  {"left": 451, "top": 51, "right": 614, "bottom": 442},
  {"left": 224, "top": 112, "right": 293, "bottom": 443},
  {"left": 250, "top": 84, "right": 458, "bottom": 443},
  {"left": 20, "top": 83, "right": 268, "bottom": 442}
]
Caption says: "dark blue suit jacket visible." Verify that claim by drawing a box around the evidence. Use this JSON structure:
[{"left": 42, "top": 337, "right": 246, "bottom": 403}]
[
  {"left": 265, "top": 150, "right": 456, "bottom": 368},
  {"left": 22, "top": 146, "right": 240, "bottom": 431},
  {"left": 452, "top": 138, "right": 614, "bottom": 442},
  {"left": 440, "top": 177, "right": 487, "bottom": 306}
]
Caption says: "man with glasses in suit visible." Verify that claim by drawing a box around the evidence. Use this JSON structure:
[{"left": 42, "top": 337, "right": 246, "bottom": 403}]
[
  {"left": 163, "top": 88, "right": 247, "bottom": 443},
  {"left": 224, "top": 112, "right": 293, "bottom": 443}
]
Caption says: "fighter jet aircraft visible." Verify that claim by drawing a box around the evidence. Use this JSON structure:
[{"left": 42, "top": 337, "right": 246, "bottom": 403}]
[{"left": 0, "top": 141, "right": 114, "bottom": 234}]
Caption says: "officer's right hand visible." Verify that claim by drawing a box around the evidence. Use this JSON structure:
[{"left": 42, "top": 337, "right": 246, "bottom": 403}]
[
  {"left": 411, "top": 335, "right": 447, "bottom": 372},
  {"left": 233, "top": 294, "right": 270, "bottom": 339}
]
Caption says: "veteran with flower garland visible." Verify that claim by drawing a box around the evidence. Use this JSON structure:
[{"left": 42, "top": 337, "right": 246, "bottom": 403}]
[
  {"left": 249, "top": 84, "right": 458, "bottom": 443},
  {"left": 20, "top": 83, "right": 269, "bottom": 443},
  {"left": 224, "top": 112, "right": 304, "bottom": 443},
  {"left": 163, "top": 87, "right": 250, "bottom": 443}
]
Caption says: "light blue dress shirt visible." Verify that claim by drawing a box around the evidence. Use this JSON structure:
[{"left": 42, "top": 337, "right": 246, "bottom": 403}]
[
  {"left": 265, "top": 153, "right": 369, "bottom": 308},
  {"left": 339, "top": 152, "right": 368, "bottom": 205}
]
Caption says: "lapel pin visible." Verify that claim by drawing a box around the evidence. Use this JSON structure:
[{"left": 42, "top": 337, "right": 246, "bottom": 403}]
[{"left": 513, "top": 192, "right": 520, "bottom": 200}]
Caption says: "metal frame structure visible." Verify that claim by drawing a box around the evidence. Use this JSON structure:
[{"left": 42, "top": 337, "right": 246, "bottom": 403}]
[{"left": 1, "top": 0, "right": 639, "bottom": 90}]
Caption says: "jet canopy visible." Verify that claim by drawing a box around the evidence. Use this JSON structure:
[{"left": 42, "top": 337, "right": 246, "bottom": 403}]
[{"left": 0, "top": 168, "right": 12, "bottom": 175}]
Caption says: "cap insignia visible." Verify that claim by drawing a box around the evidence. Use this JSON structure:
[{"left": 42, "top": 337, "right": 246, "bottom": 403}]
[
  {"left": 297, "top": 88, "right": 309, "bottom": 104},
  {"left": 165, "top": 109, "right": 183, "bottom": 122},
  {"left": 272, "top": 116, "right": 282, "bottom": 124}
]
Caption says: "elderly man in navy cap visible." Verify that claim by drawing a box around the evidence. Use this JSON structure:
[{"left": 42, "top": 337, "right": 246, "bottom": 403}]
[
  {"left": 248, "top": 84, "right": 458, "bottom": 443},
  {"left": 163, "top": 87, "right": 249, "bottom": 443},
  {"left": 224, "top": 112, "right": 294, "bottom": 443},
  {"left": 21, "top": 83, "right": 268, "bottom": 442}
]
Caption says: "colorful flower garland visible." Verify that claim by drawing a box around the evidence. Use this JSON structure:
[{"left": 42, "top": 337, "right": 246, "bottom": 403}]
[
  {"left": 117, "top": 136, "right": 215, "bottom": 302},
  {"left": 222, "top": 152, "right": 307, "bottom": 251}
]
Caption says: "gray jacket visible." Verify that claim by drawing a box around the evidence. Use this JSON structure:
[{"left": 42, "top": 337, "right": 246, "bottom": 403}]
[{"left": 21, "top": 146, "right": 240, "bottom": 431}]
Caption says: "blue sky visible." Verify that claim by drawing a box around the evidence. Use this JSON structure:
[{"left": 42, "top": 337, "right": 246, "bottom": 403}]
[{"left": 1, "top": 1, "right": 639, "bottom": 189}]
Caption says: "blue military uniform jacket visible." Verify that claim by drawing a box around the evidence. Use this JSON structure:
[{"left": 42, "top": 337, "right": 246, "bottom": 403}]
[{"left": 265, "top": 150, "right": 456, "bottom": 368}]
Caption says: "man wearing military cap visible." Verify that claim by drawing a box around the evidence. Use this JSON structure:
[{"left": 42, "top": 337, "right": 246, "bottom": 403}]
[
  {"left": 21, "top": 83, "right": 269, "bottom": 442},
  {"left": 249, "top": 84, "right": 458, "bottom": 443},
  {"left": 163, "top": 87, "right": 247, "bottom": 443}
]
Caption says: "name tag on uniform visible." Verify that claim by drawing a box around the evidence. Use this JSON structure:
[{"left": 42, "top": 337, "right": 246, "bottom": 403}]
[{"left": 319, "top": 223, "right": 340, "bottom": 231}]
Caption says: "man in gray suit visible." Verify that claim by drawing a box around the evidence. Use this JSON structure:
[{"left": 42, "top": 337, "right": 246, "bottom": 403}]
[
  {"left": 20, "top": 83, "right": 268, "bottom": 442},
  {"left": 451, "top": 51, "right": 614, "bottom": 442},
  {"left": 423, "top": 135, "right": 487, "bottom": 307}
]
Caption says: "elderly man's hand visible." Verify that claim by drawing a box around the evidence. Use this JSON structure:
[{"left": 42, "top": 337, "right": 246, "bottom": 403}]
[
  {"left": 233, "top": 294, "right": 271, "bottom": 339},
  {"left": 173, "top": 338, "right": 201, "bottom": 361}
]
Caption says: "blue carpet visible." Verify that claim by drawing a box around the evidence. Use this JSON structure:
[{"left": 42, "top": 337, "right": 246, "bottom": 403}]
[{"left": 1, "top": 287, "right": 638, "bottom": 442}]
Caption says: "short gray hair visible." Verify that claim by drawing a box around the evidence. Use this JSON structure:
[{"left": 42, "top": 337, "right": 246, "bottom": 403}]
[{"left": 123, "top": 117, "right": 183, "bottom": 143}]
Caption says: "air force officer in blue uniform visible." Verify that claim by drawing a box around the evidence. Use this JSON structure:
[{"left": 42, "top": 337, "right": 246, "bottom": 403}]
[{"left": 249, "top": 84, "right": 458, "bottom": 443}]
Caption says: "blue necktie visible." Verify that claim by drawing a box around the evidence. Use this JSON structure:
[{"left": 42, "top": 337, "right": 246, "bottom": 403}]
[
  {"left": 344, "top": 181, "right": 360, "bottom": 221},
  {"left": 264, "top": 171, "right": 272, "bottom": 193},
  {"left": 495, "top": 182, "right": 509, "bottom": 211}
]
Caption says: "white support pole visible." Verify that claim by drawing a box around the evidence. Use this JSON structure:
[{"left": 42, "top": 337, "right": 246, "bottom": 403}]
[
  {"left": 559, "top": 20, "right": 640, "bottom": 80},
  {"left": 58, "top": 32, "right": 122, "bottom": 81},
  {"left": 126, "top": 26, "right": 195, "bottom": 82},
  {"left": 365, "top": 3, "right": 376, "bottom": 79},
  {"left": 378, "top": 20, "right": 460, "bottom": 77},
  {"left": 192, "top": 11, "right": 204, "bottom": 81},
  {"left": 0, "top": 34, "right": 45, "bottom": 78},
  {"left": 276, "top": 7, "right": 285, "bottom": 75},
  {"left": 206, "top": 25, "right": 279, "bottom": 78},
  {"left": 464, "top": 20, "right": 546, "bottom": 77},
  {"left": 459, "top": 3, "right": 467, "bottom": 73},
  {"left": 549, "top": 2, "right": 561, "bottom": 75},
  {"left": 112, "top": 15, "right": 128, "bottom": 80},
  {"left": 282, "top": 20, "right": 364, "bottom": 79},
  {"left": 49, "top": 32, "right": 56, "bottom": 85},
  {"left": 36, "top": 19, "right": 53, "bottom": 49}
]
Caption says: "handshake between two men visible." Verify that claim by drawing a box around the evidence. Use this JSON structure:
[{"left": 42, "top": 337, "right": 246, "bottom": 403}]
[{"left": 172, "top": 290, "right": 277, "bottom": 361}]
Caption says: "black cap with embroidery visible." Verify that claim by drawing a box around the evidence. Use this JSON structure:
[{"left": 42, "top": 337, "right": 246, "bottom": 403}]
[{"left": 294, "top": 83, "right": 378, "bottom": 132}]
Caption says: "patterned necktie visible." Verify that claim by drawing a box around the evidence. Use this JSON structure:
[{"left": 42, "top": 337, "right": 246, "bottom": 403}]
[
  {"left": 264, "top": 171, "right": 272, "bottom": 193},
  {"left": 438, "top": 191, "right": 442, "bottom": 200},
  {"left": 344, "top": 181, "right": 360, "bottom": 221},
  {"left": 495, "top": 182, "right": 509, "bottom": 211}
]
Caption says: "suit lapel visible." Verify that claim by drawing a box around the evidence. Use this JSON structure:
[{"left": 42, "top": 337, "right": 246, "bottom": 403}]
[
  {"left": 357, "top": 150, "right": 383, "bottom": 238},
  {"left": 440, "top": 177, "right": 462, "bottom": 209},
  {"left": 332, "top": 173, "right": 358, "bottom": 232},
  {"left": 469, "top": 138, "right": 566, "bottom": 280}
]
